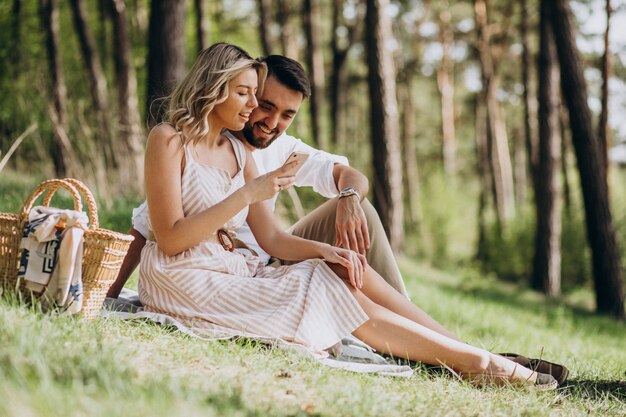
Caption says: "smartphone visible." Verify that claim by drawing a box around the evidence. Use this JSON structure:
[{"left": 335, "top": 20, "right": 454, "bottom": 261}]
[{"left": 281, "top": 151, "right": 309, "bottom": 176}]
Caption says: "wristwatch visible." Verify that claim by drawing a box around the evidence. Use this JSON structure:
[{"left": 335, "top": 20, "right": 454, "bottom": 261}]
[{"left": 338, "top": 187, "right": 360, "bottom": 200}]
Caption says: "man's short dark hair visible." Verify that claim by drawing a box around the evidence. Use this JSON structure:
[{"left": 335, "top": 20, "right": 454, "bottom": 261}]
[{"left": 261, "top": 55, "right": 311, "bottom": 99}]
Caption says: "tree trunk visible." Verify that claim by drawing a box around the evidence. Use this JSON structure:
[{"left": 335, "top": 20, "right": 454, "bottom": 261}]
[
  {"left": 598, "top": 0, "right": 611, "bottom": 178},
  {"left": 277, "top": 0, "right": 299, "bottom": 59},
  {"left": 69, "top": 0, "right": 113, "bottom": 166},
  {"left": 111, "top": 0, "right": 144, "bottom": 193},
  {"left": 560, "top": 105, "right": 572, "bottom": 210},
  {"left": 474, "top": 0, "right": 516, "bottom": 225},
  {"left": 146, "top": 0, "right": 186, "bottom": 128},
  {"left": 366, "top": 0, "right": 404, "bottom": 252},
  {"left": 195, "top": 0, "right": 209, "bottom": 53},
  {"left": 40, "top": 0, "right": 74, "bottom": 178},
  {"left": 97, "top": 0, "right": 109, "bottom": 71},
  {"left": 532, "top": 0, "right": 562, "bottom": 297},
  {"left": 330, "top": 0, "right": 363, "bottom": 147},
  {"left": 399, "top": 81, "right": 421, "bottom": 228},
  {"left": 11, "top": 0, "right": 22, "bottom": 78},
  {"left": 520, "top": 0, "right": 537, "bottom": 205},
  {"left": 475, "top": 94, "right": 490, "bottom": 262},
  {"left": 437, "top": 3, "right": 456, "bottom": 176},
  {"left": 303, "top": 0, "right": 327, "bottom": 149},
  {"left": 550, "top": 0, "right": 624, "bottom": 319},
  {"left": 257, "top": 0, "right": 273, "bottom": 56}
]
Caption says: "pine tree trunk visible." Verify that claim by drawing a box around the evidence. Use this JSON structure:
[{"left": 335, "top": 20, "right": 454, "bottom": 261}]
[
  {"left": 195, "top": 0, "right": 209, "bottom": 53},
  {"left": 257, "top": 0, "right": 273, "bottom": 56},
  {"left": 550, "top": 0, "right": 625, "bottom": 319},
  {"left": 11, "top": 0, "right": 22, "bottom": 78},
  {"left": 40, "top": 0, "right": 74, "bottom": 178},
  {"left": 399, "top": 81, "right": 421, "bottom": 228},
  {"left": 437, "top": 3, "right": 456, "bottom": 176},
  {"left": 474, "top": 0, "right": 515, "bottom": 225},
  {"left": 560, "top": 107, "right": 572, "bottom": 210},
  {"left": 366, "top": 0, "right": 404, "bottom": 252},
  {"left": 520, "top": 0, "right": 537, "bottom": 204},
  {"left": 330, "top": 0, "right": 362, "bottom": 147},
  {"left": 598, "top": 0, "right": 611, "bottom": 178},
  {"left": 475, "top": 94, "right": 490, "bottom": 262},
  {"left": 146, "top": 0, "right": 186, "bottom": 127},
  {"left": 111, "top": 0, "right": 144, "bottom": 193},
  {"left": 532, "top": 0, "right": 562, "bottom": 297},
  {"left": 69, "top": 0, "right": 113, "bottom": 168},
  {"left": 303, "top": 0, "right": 327, "bottom": 149},
  {"left": 277, "top": 0, "right": 298, "bottom": 59}
]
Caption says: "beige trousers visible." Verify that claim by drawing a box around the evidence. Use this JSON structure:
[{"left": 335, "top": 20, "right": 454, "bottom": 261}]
[{"left": 285, "top": 198, "right": 409, "bottom": 297}]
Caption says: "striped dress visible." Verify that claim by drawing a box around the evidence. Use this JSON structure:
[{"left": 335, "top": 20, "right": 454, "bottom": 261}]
[{"left": 138, "top": 136, "right": 368, "bottom": 354}]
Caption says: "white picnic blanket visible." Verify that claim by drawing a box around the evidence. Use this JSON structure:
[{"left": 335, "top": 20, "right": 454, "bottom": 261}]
[{"left": 102, "top": 289, "right": 413, "bottom": 378}]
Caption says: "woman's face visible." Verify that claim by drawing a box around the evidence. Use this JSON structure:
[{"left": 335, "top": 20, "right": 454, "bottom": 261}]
[{"left": 211, "top": 68, "right": 259, "bottom": 131}]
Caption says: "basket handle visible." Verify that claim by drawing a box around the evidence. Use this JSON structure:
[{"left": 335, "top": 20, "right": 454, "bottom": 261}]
[
  {"left": 43, "top": 178, "right": 100, "bottom": 229},
  {"left": 20, "top": 179, "right": 83, "bottom": 221}
]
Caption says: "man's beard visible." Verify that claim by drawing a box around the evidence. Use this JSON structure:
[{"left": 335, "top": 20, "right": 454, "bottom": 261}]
[{"left": 242, "top": 123, "right": 279, "bottom": 150}]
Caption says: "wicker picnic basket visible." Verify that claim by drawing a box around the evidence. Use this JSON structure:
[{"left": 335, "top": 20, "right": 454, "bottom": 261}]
[{"left": 0, "top": 178, "right": 134, "bottom": 319}]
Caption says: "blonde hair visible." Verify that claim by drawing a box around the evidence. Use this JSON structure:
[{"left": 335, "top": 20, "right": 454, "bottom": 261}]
[{"left": 166, "top": 43, "right": 266, "bottom": 145}]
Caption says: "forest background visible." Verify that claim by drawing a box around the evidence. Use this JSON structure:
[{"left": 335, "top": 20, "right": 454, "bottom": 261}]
[{"left": 1, "top": 0, "right": 626, "bottom": 321}]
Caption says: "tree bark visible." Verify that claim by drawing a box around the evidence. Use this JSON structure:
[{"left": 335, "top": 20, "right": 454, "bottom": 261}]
[
  {"left": 111, "top": 0, "right": 144, "bottom": 193},
  {"left": 69, "top": 0, "right": 113, "bottom": 165},
  {"left": 366, "top": 0, "right": 404, "bottom": 252},
  {"left": 40, "top": 0, "right": 74, "bottom": 177},
  {"left": 437, "top": 3, "right": 456, "bottom": 176},
  {"left": 195, "top": 0, "right": 209, "bottom": 53},
  {"left": 303, "top": 0, "right": 327, "bottom": 149},
  {"left": 330, "top": 0, "right": 363, "bottom": 146},
  {"left": 257, "top": 0, "right": 273, "bottom": 56},
  {"left": 532, "top": 0, "right": 562, "bottom": 297},
  {"left": 474, "top": 0, "right": 516, "bottom": 225},
  {"left": 11, "top": 0, "right": 22, "bottom": 78},
  {"left": 277, "top": 0, "right": 299, "bottom": 59},
  {"left": 550, "top": 0, "right": 624, "bottom": 319},
  {"left": 520, "top": 0, "right": 537, "bottom": 205},
  {"left": 146, "top": 0, "right": 186, "bottom": 128},
  {"left": 598, "top": 0, "right": 611, "bottom": 178},
  {"left": 399, "top": 81, "right": 421, "bottom": 228}
]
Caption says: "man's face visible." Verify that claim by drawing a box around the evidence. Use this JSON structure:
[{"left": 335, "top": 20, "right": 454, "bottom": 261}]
[{"left": 241, "top": 75, "right": 304, "bottom": 149}]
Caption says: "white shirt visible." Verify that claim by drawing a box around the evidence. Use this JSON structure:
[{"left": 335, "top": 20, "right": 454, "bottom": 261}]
[{"left": 133, "top": 131, "right": 348, "bottom": 263}]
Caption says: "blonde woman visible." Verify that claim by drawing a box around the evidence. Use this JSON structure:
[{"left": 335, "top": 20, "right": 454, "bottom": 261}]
[{"left": 139, "top": 42, "right": 557, "bottom": 389}]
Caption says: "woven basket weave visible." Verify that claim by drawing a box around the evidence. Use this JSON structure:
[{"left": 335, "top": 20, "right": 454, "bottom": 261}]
[{"left": 0, "top": 178, "right": 134, "bottom": 319}]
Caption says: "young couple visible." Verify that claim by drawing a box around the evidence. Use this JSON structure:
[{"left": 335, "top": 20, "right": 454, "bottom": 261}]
[{"left": 112, "top": 42, "right": 563, "bottom": 389}]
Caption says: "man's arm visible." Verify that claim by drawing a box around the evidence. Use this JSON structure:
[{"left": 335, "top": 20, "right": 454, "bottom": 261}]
[{"left": 333, "top": 164, "right": 371, "bottom": 255}]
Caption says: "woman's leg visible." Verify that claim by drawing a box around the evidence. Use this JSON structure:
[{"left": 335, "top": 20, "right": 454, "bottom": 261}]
[
  {"left": 347, "top": 286, "right": 537, "bottom": 385},
  {"left": 328, "top": 262, "right": 462, "bottom": 341}
]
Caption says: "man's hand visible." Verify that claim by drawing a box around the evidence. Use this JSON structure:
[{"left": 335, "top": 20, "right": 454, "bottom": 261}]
[{"left": 335, "top": 196, "right": 370, "bottom": 256}]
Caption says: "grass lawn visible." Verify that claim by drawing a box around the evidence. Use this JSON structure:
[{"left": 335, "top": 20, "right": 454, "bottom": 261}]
[{"left": 1, "top": 257, "right": 625, "bottom": 417}]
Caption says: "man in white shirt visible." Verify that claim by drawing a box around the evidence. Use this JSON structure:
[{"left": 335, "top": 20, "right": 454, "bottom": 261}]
[{"left": 107, "top": 55, "right": 408, "bottom": 298}]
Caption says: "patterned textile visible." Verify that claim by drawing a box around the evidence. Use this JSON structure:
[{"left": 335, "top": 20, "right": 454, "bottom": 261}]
[{"left": 139, "top": 135, "right": 368, "bottom": 354}]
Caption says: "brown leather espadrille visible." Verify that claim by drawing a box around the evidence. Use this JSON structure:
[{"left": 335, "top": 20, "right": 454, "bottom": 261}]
[{"left": 498, "top": 352, "right": 569, "bottom": 386}]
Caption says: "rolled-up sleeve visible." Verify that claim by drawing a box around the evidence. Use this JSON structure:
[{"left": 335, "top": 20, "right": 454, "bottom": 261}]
[{"left": 289, "top": 138, "right": 349, "bottom": 198}]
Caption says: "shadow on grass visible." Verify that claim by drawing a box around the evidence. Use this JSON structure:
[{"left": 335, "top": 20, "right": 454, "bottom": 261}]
[
  {"left": 433, "top": 279, "right": 625, "bottom": 332},
  {"left": 565, "top": 379, "right": 626, "bottom": 401}
]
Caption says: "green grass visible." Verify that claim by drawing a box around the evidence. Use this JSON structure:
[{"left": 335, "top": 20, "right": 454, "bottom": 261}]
[{"left": 1, "top": 258, "right": 625, "bottom": 417}]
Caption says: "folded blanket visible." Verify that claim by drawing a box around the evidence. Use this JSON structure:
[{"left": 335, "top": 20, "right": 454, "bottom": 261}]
[
  {"left": 102, "top": 289, "right": 413, "bottom": 378},
  {"left": 19, "top": 206, "right": 88, "bottom": 314}
]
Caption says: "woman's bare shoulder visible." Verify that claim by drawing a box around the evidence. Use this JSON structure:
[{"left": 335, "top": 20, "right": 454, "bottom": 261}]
[{"left": 147, "top": 123, "right": 183, "bottom": 153}]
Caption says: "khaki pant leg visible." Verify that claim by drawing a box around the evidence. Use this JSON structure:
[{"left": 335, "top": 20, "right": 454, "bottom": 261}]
[{"left": 286, "top": 198, "right": 409, "bottom": 297}]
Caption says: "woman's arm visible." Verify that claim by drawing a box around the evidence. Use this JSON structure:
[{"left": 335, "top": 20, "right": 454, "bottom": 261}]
[
  {"left": 145, "top": 125, "right": 294, "bottom": 256},
  {"left": 245, "top": 154, "right": 365, "bottom": 288}
]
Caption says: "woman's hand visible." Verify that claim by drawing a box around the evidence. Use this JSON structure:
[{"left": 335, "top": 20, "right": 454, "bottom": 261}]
[
  {"left": 319, "top": 244, "right": 367, "bottom": 289},
  {"left": 243, "top": 161, "right": 299, "bottom": 204}
]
